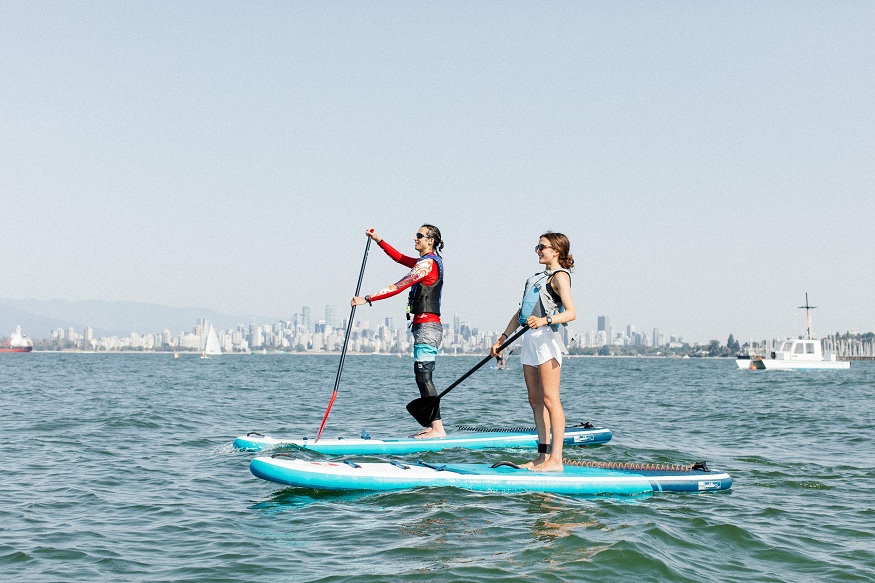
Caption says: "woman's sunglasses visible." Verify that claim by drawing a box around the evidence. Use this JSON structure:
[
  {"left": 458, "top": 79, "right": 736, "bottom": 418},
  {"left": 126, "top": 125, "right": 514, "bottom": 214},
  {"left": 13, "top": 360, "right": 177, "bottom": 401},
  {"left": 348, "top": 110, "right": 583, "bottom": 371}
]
[
  {"left": 416, "top": 233, "right": 432, "bottom": 239},
  {"left": 535, "top": 244, "right": 553, "bottom": 252}
]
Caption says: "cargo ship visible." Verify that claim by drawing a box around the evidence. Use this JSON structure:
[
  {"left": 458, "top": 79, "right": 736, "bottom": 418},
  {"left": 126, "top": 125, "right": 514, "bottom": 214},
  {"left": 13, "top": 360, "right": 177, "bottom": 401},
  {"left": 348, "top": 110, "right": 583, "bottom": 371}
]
[{"left": 0, "top": 326, "right": 34, "bottom": 353}]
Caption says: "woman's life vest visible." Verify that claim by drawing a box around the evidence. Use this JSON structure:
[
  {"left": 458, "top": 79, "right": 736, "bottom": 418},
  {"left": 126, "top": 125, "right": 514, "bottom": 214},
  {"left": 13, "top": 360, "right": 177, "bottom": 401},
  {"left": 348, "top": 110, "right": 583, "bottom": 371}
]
[
  {"left": 518, "top": 269, "right": 570, "bottom": 330},
  {"left": 407, "top": 253, "right": 443, "bottom": 319}
]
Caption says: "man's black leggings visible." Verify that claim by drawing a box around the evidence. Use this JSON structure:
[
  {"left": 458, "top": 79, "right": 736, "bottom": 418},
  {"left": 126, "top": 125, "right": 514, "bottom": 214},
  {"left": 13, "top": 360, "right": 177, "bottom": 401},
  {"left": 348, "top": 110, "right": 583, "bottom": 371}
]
[{"left": 414, "top": 361, "right": 440, "bottom": 420}]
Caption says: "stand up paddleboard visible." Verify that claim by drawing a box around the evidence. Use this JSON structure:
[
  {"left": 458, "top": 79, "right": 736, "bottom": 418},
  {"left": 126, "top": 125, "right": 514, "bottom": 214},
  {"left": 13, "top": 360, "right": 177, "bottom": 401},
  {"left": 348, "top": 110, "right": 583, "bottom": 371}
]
[
  {"left": 250, "top": 456, "right": 732, "bottom": 495},
  {"left": 234, "top": 423, "right": 611, "bottom": 455}
]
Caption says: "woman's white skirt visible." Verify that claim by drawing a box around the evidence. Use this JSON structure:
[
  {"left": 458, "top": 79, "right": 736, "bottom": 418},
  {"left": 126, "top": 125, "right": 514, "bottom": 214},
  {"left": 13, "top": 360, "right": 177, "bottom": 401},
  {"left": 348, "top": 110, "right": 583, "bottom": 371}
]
[{"left": 519, "top": 327, "right": 566, "bottom": 367}]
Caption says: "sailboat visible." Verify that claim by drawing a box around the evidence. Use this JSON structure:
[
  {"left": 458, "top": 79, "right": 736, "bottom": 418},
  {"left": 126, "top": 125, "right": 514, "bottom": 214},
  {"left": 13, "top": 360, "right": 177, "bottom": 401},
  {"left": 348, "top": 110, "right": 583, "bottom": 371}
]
[{"left": 201, "top": 325, "right": 223, "bottom": 358}]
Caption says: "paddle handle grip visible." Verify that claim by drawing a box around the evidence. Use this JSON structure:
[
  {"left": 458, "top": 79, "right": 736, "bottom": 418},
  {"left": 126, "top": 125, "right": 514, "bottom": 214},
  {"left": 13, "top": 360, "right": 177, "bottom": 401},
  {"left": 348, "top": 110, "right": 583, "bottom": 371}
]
[{"left": 436, "top": 325, "right": 528, "bottom": 399}]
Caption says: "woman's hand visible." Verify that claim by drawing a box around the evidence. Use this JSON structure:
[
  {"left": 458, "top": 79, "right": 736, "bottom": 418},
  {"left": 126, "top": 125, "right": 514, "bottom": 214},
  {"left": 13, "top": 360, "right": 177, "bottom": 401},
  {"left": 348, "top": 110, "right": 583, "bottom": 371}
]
[
  {"left": 490, "top": 341, "right": 504, "bottom": 358},
  {"left": 526, "top": 315, "right": 549, "bottom": 329},
  {"left": 365, "top": 228, "right": 382, "bottom": 243},
  {"left": 351, "top": 296, "right": 367, "bottom": 307}
]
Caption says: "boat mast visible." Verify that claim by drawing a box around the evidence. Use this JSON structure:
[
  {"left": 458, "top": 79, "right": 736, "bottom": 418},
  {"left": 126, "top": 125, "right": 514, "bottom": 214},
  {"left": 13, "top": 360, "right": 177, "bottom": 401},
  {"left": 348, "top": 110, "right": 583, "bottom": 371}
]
[{"left": 799, "top": 292, "right": 816, "bottom": 339}]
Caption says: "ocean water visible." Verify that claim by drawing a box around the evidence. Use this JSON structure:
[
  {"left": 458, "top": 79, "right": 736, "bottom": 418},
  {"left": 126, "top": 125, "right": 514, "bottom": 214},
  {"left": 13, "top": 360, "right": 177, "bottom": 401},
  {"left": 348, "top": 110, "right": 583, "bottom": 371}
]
[{"left": 2, "top": 353, "right": 873, "bottom": 582}]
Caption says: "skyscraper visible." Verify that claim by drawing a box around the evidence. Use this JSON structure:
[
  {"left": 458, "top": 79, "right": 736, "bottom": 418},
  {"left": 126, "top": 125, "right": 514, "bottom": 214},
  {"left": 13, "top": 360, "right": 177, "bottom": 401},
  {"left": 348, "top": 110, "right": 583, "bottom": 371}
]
[
  {"left": 325, "top": 305, "right": 336, "bottom": 328},
  {"left": 301, "top": 306, "right": 311, "bottom": 331},
  {"left": 653, "top": 328, "right": 663, "bottom": 348},
  {"left": 250, "top": 324, "right": 263, "bottom": 348},
  {"left": 598, "top": 315, "right": 614, "bottom": 343}
]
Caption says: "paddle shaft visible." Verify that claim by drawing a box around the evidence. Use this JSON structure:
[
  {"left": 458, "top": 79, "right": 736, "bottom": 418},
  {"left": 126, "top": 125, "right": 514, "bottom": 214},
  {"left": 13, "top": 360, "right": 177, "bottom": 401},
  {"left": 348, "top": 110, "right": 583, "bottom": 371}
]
[
  {"left": 316, "top": 236, "right": 372, "bottom": 441},
  {"left": 436, "top": 324, "right": 529, "bottom": 399}
]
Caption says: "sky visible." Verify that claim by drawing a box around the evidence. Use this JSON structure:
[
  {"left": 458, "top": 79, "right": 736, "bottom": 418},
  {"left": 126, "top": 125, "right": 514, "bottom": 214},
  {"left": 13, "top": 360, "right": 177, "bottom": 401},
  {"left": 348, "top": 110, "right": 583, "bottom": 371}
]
[{"left": 2, "top": 1, "right": 873, "bottom": 344}]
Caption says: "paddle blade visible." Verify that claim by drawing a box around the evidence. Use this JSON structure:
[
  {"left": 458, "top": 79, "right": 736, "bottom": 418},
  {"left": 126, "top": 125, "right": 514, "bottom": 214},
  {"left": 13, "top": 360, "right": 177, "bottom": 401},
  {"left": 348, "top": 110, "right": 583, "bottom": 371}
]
[
  {"left": 406, "top": 396, "right": 440, "bottom": 427},
  {"left": 315, "top": 391, "right": 338, "bottom": 442}
]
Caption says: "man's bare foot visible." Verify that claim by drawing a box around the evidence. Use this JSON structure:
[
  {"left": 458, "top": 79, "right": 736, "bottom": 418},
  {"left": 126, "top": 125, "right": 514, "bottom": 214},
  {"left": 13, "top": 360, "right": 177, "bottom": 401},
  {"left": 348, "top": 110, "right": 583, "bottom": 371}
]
[{"left": 413, "top": 426, "right": 447, "bottom": 439}]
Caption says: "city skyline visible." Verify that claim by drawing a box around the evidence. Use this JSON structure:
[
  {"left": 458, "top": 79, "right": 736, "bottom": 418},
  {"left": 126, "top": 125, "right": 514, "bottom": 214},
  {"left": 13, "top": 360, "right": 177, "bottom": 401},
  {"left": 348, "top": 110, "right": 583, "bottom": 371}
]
[
  {"left": 4, "top": 294, "right": 868, "bottom": 350},
  {"left": 30, "top": 304, "right": 690, "bottom": 346},
  {"left": 30, "top": 307, "right": 874, "bottom": 359},
  {"left": 18, "top": 295, "right": 872, "bottom": 353},
  {"left": 3, "top": 4, "right": 873, "bottom": 343}
]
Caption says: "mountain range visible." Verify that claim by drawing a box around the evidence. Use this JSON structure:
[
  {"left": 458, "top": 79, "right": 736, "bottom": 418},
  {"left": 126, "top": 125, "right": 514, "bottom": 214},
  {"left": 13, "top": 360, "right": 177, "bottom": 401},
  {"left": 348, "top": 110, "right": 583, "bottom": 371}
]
[{"left": 0, "top": 298, "right": 282, "bottom": 339}]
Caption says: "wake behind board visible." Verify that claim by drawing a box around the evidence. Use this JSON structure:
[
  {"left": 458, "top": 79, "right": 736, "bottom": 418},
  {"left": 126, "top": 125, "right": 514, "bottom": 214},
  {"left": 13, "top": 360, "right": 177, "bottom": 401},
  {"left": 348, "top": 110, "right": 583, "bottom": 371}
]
[
  {"left": 250, "top": 456, "right": 732, "bottom": 495},
  {"left": 234, "top": 424, "right": 611, "bottom": 455}
]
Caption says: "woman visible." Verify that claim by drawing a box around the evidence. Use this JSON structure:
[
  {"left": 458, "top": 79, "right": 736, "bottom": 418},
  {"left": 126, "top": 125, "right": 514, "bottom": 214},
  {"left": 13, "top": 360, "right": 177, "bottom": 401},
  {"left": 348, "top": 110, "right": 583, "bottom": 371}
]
[
  {"left": 491, "top": 232, "right": 576, "bottom": 471},
  {"left": 351, "top": 225, "right": 446, "bottom": 438}
]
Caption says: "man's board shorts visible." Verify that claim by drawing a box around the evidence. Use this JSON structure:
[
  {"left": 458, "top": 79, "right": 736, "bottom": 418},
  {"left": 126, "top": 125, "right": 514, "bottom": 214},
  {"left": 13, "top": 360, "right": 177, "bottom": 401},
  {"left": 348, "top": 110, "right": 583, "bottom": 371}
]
[
  {"left": 412, "top": 322, "right": 442, "bottom": 362},
  {"left": 519, "top": 326, "right": 566, "bottom": 367}
]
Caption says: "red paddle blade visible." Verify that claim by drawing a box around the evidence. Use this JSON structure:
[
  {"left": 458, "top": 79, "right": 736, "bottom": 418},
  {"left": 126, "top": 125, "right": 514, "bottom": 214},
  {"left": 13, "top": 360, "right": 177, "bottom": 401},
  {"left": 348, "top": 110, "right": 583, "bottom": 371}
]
[{"left": 315, "top": 391, "right": 338, "bottom": 442}]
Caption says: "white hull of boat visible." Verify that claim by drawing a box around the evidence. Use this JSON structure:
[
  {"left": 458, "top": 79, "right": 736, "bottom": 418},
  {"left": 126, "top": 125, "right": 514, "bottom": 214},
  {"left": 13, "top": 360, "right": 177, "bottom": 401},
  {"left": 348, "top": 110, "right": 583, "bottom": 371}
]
[{"left": 737, "top": 358, "right": 849, "bottom": 370}]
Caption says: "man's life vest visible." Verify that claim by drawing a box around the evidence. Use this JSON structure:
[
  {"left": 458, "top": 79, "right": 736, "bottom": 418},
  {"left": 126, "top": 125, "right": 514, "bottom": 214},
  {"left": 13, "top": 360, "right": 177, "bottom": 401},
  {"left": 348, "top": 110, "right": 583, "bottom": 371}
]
[{"left": 407, "top": 253, "right": 443, "bottom": 319}]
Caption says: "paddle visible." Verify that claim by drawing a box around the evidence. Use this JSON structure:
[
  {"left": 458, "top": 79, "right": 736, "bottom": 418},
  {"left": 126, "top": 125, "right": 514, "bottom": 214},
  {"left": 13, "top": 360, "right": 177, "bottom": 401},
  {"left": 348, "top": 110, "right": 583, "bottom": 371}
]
[
  {"left": 315, "top": 235, "right": 372, "bottom": 441},
  {"left": 406, "top": 325, "right": 529, "bottom": 427}
]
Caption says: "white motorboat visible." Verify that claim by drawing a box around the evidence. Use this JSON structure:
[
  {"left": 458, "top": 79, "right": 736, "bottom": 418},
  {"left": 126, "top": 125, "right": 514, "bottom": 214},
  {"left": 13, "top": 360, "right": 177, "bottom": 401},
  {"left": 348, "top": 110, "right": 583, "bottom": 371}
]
[{"left": 737, "top": 293, "right": 849, "bottom": 370}]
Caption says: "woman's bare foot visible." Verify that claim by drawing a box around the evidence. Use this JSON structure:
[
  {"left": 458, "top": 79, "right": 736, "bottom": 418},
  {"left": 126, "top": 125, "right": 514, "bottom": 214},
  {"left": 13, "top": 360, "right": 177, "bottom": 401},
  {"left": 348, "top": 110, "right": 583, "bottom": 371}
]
[
  {"left": 520, "top": 454, "right": 549, "bottom": 469},
  {"left": 528, "top": 459, "right": 564, "bottom": 473}
]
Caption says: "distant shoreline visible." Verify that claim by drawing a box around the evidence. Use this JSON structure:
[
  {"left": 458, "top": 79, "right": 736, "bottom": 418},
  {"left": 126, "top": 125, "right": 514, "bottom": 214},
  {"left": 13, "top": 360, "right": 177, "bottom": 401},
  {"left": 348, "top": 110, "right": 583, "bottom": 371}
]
[{"left": 23, "top": 350, "right": 730, "bottom": 359}]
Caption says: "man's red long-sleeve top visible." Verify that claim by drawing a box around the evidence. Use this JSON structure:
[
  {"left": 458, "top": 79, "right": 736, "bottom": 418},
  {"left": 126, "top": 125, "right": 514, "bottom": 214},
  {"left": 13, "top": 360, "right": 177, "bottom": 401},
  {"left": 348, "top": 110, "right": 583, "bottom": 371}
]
[{"left": 368, "top": 239, "right": 441, "bottom": 325}]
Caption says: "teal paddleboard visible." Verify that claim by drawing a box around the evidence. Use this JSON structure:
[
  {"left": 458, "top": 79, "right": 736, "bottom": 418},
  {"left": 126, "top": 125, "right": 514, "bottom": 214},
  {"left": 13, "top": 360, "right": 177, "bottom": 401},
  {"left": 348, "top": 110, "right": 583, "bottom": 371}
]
[
  {"left": 250, "top": 456, "right": 732, "bottom": 495},
  {"left": 234, "top": 424, "right": 611, "bottom": 455}
]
